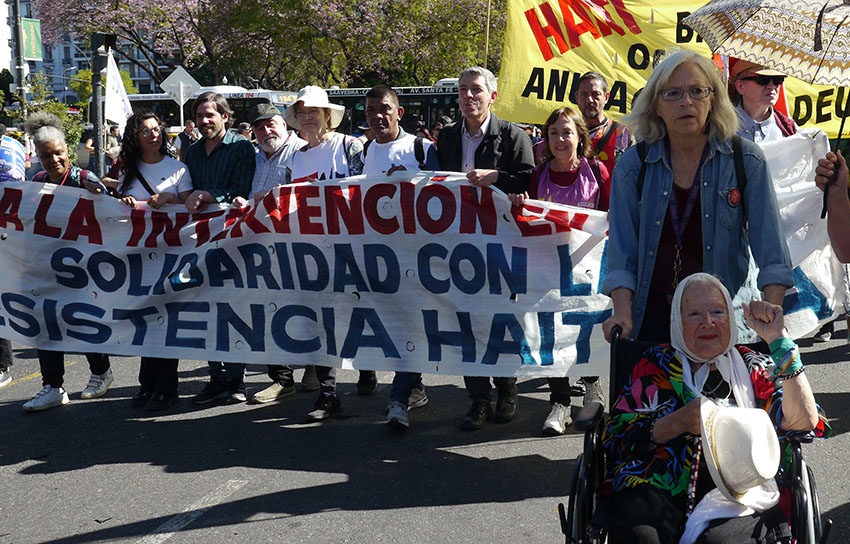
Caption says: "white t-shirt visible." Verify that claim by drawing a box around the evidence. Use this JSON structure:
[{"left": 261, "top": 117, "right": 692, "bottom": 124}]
[
  {"left": 362, "top": 133, "right": 435, "bottom": 176},
  {"left": 118, "top": 156, "right": 193, "bottom": 201},
  {"left": 288, "top": 133, "right": 362, "bottom": 182}
]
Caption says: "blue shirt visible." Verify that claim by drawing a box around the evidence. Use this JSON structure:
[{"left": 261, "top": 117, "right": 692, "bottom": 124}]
[
  {"left": 250, "top": 130, "right": 307, "bottom": 199},
  {"left": 602, "top": 136, "right": 793, "bottom": 338},
  {"left": 736, "top": 105, "right": 785, "bottom": 144}
]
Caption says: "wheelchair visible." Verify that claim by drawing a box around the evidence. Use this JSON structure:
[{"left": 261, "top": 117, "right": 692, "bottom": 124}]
[{"left": 557, "top": 326, "right": 832, "bottom": 544}]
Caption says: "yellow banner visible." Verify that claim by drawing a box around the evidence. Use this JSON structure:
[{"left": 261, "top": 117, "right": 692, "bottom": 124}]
[{"left": 494, "top": 0, "right": 850, "bottom": 138}]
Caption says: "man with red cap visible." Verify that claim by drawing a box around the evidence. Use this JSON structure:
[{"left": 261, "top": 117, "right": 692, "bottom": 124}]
[{"left": 731, "top": 60, "right": 797, "bottom": 143}]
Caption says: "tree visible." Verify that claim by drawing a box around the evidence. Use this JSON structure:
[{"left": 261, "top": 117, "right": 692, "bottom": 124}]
[
  {"left": 68, "top": 68, "right": 139, "bottom": 108},
  {"left": 8, "top": 74, "right": 85, "bottom": 163}
]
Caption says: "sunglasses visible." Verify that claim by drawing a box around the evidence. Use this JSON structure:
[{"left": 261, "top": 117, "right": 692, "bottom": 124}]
[{"left": 740, "top": 75, "right": 785, "bottom": 86}]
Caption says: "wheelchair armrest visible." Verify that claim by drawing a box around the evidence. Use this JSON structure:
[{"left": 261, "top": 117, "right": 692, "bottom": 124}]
[{"left": 574, "top": 401, "right": 604, "bottom": 432}]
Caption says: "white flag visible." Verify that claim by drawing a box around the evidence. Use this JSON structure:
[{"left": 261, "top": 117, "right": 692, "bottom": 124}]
[{"left": 104, "top": 51, "right": 133, "bottom": 135}]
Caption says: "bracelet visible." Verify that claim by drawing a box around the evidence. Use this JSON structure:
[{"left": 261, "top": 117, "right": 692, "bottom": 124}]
[
  {"left": 769, "top": 337, "right": 803, "bottom": 377},
  {"left": 779, "top": 367, "right": 805, "bottom": 380}
]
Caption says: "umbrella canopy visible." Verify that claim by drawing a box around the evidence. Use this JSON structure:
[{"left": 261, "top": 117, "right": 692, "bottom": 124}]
[{"left": 683, "top": 0, "right": 850, "bottom": 87}]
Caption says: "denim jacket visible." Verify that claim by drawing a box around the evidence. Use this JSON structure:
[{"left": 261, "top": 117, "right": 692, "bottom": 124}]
[{"left": 602, "top": 136, "right": 793, "bottom": 338}]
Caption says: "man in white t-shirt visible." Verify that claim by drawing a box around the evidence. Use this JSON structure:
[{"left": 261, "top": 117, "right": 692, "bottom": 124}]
[{"left": 362, "top": 85, "right": 440, "bottom": 431}]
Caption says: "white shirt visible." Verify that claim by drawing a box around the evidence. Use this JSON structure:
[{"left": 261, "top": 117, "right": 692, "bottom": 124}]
[
  {"left": 288, "top": 132, "right": 362, "bottom": 181},
  {"left": 461, "top": 112, "right": 491, "bottom": 173},
  {"left": 362, "top": 131, "right": 435, "bottom": 176},
  {"left": 118, "top": 156, "right": 192, "bottom": 201}
]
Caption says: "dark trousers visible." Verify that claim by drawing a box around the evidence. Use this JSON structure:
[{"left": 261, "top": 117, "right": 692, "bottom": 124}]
[
  {"left": 37, "top": 350, "right": 110, "bottom": 388},
  {"left": 548, "top": 375, "right": 600, "bottom": 405},
  {"left": 0, "top": 337, "right": 12, "bottom": 372},
  {"left": 138, "top": 357, "right": 179, "bottom": 395},
  {"left": 267, "top": 365, "right": 294, "bottom": 387},
  {"left": 464, "top": 376, "right": 517, "bottom": 402},
  {"left": 315, "top": 365, "right": 336, "bottom": 394}
]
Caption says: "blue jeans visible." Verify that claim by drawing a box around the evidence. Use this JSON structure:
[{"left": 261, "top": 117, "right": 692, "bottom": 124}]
[
  {"left": 390, "top": 372, "right": 424, "bottom": 405},
  {"left": 208, "top": 362, "right": 245, "bottom": 385}
]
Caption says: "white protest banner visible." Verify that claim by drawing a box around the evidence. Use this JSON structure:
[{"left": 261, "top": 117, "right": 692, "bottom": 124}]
[{"left": 0, "top": 173, "right": 611, "bottom": 378}]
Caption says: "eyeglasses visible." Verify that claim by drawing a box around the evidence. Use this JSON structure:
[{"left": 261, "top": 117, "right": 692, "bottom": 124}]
[
  {"left": 739, "top": 74, "right": 785, "bottom": 86},
  {"left": 137, "top": 126, "right": 162, "bottom": 137},
  {"left": 658, "top": 87, "right": 714, "bottom": 102}
]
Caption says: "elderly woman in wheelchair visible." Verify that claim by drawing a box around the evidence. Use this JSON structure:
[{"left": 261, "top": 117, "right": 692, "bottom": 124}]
[{"left": 599, "top": 273, "right": 830, "bottom": 544}]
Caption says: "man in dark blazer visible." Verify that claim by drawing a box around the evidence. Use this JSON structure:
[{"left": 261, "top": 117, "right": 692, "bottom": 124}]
[{"left": 436, "top": 66, "right": 534, "bottom": 431}]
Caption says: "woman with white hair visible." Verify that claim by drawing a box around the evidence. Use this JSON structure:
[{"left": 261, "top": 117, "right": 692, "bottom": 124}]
[
  {"left": 601, "top": 50, "right": 793, "bottom": 344},
  {"left": 20, "top": 112, "right": 114, "bottom": 411},
  {"left": 284, "top": 86, "right": 371, "bottom": 423}
]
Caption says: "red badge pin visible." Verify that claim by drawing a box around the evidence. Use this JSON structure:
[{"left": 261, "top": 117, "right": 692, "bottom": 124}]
[{"left": 728, "top": 188, "right": 741, "bottom": 207}]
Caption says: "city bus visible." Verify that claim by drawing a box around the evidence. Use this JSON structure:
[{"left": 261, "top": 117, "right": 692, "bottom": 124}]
[
  {"left": 327, "top": 80, "right": 459, "bottom": 135},
  {"left": 127, "top": 86, "right": 298, "bottom": 133}
]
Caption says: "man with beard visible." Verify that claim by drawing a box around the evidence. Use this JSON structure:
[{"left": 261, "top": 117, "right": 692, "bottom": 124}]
[
  {"left": 575, "top": 72, "right": 632, "bottom": 176},
  {"left": 436, "top": 66, "right": 534, "bottom": 431},
  {"left": 361, "top": 85, "right": 440, "bottom": 430},
  {"left": 184, "top": 92, "right": 256, "bottom": 405},
  {"left": 232, "top": 103, "right": 309, "bottom": 404}
]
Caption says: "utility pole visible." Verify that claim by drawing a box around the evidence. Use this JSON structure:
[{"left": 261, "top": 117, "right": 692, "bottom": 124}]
[
  {"left": 90, "top": 32, "right": 116, "bottom": 178},
  {"left": 11, "top": 0, "right": 27, "bottom": 117}
]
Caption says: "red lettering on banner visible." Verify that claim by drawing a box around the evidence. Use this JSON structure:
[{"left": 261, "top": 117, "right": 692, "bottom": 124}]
[
  {"left": 542, "top": 207, "right": 573, "bottom": 233},
  {"left": 400, "top": 182, "right": 417, "bottom": 233},
  {"left": 210, "top": 208, "right": 248, "bottom": 242},
  {"left": 34, "top": 194, "right": 62, "bottom": 238},
  {"left": 263, "top": 187, "right": 293, "bottom": 233},
  {"left": 192, "top": 210, "right": 226, "bottom": 247},
  {"left": 569, "top": 212, "right": 589, "bottom": 230},
  {"left": 416, "top": 184, "right": 456, "bottom": 234},
  {"left": 325, "top": 185, "right": 365, "bottom": 235},
  {"left": 512, "top": 204, "right": 552, "bottom": 236},
  {"left": 146, "top": 212, "right": 189, "bottom": 247},
  {"left": 62, "top": 199, "right": 102, "bottom": 244},
  {"left": 126, "top": 209, "right": 146, "bottom": 246},
  {"left": 459, "top": 186, "right": 497, "bottom": 234},
  {"left": 525, "top": 4, "right": 570, "bottom": 61},
  {"left": 525, "top": 0, "right": 640, "bottom": 61},
  {"left": 363, "top": 183, "right": 400, "bottom": 235},
  {"left": 295, "top": 185, "right": 324, "bottom": 235},
  {"left": 559, "top": 0, "right": 601, "bottom": 48},
  {"left": 0, "top": 188, "right": 22, "bottom": 231},
  {"left": 228, "top": 203, "right": 272, "bottom": 238}
]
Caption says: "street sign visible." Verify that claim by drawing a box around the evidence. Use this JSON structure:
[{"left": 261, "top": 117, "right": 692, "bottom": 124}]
[{"left": 159, "top": 67, "right": 201, "bottom": 127}]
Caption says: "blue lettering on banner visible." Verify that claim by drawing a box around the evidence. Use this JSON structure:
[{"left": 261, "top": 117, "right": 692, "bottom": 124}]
[
  {"left": 292, "top": 242, "right": 329, "bottom": 291},
  {"left": 538, "top": 312, "right": 555, "bottom": 366},
  {"left": 238, "top": 243, "right": 281, "bottom": 289},
  {"left": 270, "top": 305, "right": 320, "bottom": 353},
  {"left": 216, "top": 303, "right": 265, "bottom": 351},
  {"left": 169, "top": 253, "right": 204, "bottom": 291},
  {"left": 62, "top": 302, "right": 110, "bottom": 343},
  {"left": 482, "top": 313, "right": 534, "bottom": 365},
  {"left": 88, "top": 251, "right": 126, "bottom": 292},
  {"left": 364, "top": 244, "right": 400, "bottom": 293},
  {"left": 2, "top": 293, "right": 38, "bottom": 336},
  {"left": 486, "top": 244, "right": 527, "bottom": 295},
  {"left": 113, "top": 307, "right": 158, "bottom": 345},
  {"left": 127, "top": 254, "right": 152, "bottom": 296},
  {"left": 334, "top": 244, "right": 370, "bottom": 292},
  {"left": 449, "top": 243, "right": 486, "bottom": 294},
  {"left": 418, "top": 243, "right": 450, "bottom": 293},
  {"left": 165, "top": 302, "right": 208, "bottom": 348},
  {"left": 422, "top": 310, "right": 476, "bottom": 362},
  {"left": 206, "top": 248, "right": 244, "bottom": 288},
  {"left": 51, "top": 247, "right": 87, "bottom": 289},
  {"left": 340, "top": 307, "right": 400, "bottom": 358},
  {"left": 43, "top": 299, "right": 63, "bottom": 341},
  {"left": 152, "top": 254, "right": 179, "bottom": 295},
  {"left": 562, "top": 309, "right": 612, "bottom": 365},
  {"left": 783, "top": 267, "right": 834, "bottom": 320},
  {"left": 558, "top": 244, "right": 591, "bottom": 296},
  {"left": 273, "top": 243, "right": 296, "bottom": 290},
  {"left": 322, "top": 307, "right": 337, "bottom": 355},
  {"left": 596, "top": 240, "right": 608, "bottom": 293}
]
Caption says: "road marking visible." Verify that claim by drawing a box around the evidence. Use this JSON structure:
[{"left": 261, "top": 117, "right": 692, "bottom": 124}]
[
  {"left": 7, "top": 361, "right": 79, "bottom": 386},
  {"left": 136, "top": 479, "right": 248, "bottom": 544}
]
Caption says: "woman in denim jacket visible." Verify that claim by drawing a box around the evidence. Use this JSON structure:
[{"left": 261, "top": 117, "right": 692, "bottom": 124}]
[{"left": 601, "top": 50, "right": 793, "bottom": 343}]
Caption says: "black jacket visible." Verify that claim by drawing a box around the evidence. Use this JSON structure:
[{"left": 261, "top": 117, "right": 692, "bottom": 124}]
[{"left": 436, "top": 113, "right": 534, "bottom": 194}]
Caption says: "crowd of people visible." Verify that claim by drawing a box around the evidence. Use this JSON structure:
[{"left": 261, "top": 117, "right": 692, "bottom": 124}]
[{"left": 0, "top": 49, "right": 840, "bottom": 543}]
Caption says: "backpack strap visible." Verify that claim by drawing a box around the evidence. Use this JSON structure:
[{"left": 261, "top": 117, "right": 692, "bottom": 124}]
[
  {"left": 135, "top": 170, "right": 157, "bottom": 196},
  {"left": 731, "top": 134, "right": 748, "bottom": 220},
  {"left": 588, "top": 158, "right": 602, "bottom": 188},
  {"left": 636, "top": 141, "right": 648, "bottom": 199},
  {"left": 592, "top": 120, "right": 620, "bottom": 158},
  {"left": 414, "top": 137, "right": 426, "bottom": 169}
]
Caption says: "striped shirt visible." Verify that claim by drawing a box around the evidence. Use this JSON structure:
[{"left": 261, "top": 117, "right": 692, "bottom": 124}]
[
  {"left": 250, "top": 131, "right": 307, "bottom": 200},
  {"left": 185, "top": 131, "right": 255, "bottom": 203}
]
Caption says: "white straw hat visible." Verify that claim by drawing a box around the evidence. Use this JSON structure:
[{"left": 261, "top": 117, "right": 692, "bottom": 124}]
[
  {"left": 699, "top": 397, "right": 780, "bottom": 506},
  {"left": 284, "top": 85, "right": 345, "bottom": 130}
]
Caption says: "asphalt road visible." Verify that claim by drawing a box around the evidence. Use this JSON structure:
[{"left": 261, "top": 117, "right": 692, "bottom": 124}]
[{"left": 1, "top": 324, "right": 848, "bottom": 544}]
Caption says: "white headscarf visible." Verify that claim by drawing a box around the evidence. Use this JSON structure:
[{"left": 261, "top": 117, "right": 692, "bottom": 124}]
[{"left": 670, "top": 273, "right": 779, "bottom": 543}]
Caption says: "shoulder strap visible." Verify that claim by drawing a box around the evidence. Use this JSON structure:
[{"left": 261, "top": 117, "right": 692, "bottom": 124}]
[
  {"left": 636, "top": 141, "right": 648, "bottom": 198},
  {"left": 414, "top": 137, "right": 425, "bottom": 169},
  {"left": 588, "top": 158, "right": 602, "bottom": 188},
  {"left": 135, "top": 170, "right": 157, "bottom": 196},
  {"left": 731, "top": 135, "right": 748, "bottom": 218},
  {"left": 592, "top": 120, "right": 620, "bottom": 158},
  {"left": 363, "top": 138, "right": 371, "bottom": 157}
]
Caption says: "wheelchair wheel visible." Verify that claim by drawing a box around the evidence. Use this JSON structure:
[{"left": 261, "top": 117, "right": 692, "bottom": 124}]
[
  {"left": 806, "top": 464, "right": 823, "bottom": 542},
  {"left": 566, "top": 453, "right": 587, "bottom": 543}
]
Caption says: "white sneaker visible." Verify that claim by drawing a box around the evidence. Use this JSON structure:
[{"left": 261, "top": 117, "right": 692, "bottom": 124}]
[
  {"left": 386, "top": 400, "right": 410, "bottom": 430},
  {"left": 582, "top": 379, "right": 604, "bottom": 407},
  {"left": 542, "top": 402, "right": 572, "bottom": 436},
  {"left": 0, "top": 368, "right": 11, "bottom": 388},
  {"left": 81, "top": 368, "right": 114, "bottom": 399},
  {"left": 23, "top": 386, "right": 69, "bottom": 411}
]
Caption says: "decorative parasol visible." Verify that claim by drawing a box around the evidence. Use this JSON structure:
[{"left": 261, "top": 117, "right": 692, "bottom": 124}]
[{"left": 683, "top": 0, "right": 850, "bottom": 216}]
